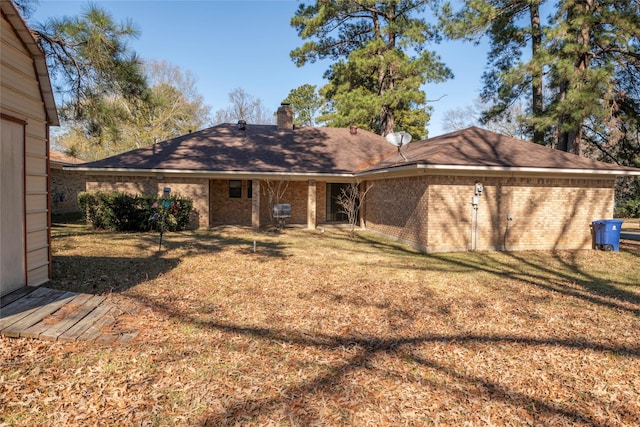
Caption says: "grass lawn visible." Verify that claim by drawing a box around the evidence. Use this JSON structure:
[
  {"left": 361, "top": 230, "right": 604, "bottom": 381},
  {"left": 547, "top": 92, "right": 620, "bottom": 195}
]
[{"left": 2, "top": 221, "right": 639, "bottom": 426}]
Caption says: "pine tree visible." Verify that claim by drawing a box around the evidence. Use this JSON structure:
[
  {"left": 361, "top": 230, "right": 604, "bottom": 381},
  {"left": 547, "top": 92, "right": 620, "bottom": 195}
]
[
  {"left": 283, "top": 84, "right": 324, "bottom": 126},
  {"left": 290, "top": 1, "right": 451, "bottom": 138},
  {"left": 443, "top": 0, "right": 640, "bottom": 156},
  {"left": 33, "top": 3, "right": 149, "bottom": 137},
  {"left": 544, "top": 0, "right": 640, "bottom": 155},
  {"left": 440, "top": 0, "right": 547, "bottom": 144}
]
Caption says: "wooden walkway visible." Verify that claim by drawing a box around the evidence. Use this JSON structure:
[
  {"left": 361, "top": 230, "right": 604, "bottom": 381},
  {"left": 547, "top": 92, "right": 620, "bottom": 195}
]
[{"left": 1, "top": 287, "right": 139, "bottom": 343}]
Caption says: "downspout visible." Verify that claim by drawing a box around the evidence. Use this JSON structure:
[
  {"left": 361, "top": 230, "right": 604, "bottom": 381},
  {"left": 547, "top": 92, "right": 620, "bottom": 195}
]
[{"left": 469, "top": 203, "right": 474, "bottom": 251}]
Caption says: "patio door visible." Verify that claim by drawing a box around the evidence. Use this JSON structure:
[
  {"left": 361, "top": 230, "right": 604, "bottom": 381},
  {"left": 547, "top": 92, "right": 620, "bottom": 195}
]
[
  {"left": 0, "top": 118, "right": 26, "bottom": 296},
  {"left": 326, "top": 183, "right": 349, "bottom": 222}
]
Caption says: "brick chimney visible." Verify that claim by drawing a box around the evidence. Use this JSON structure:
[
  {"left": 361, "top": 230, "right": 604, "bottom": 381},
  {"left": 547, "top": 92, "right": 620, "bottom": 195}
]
[{"left": 277, "top": 103, "right": 294, "bottom": 131}]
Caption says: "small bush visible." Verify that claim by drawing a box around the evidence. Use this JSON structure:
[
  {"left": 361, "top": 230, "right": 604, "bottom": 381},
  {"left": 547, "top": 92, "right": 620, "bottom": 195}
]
[
  {"left": 148, "top": 194, "right": 193, "bottom": 232},
  {"left": 78, "top": 191, "right": 114, "bottom": 229},
  {"left": 615, "top": 198, "right": 640, "bottom": 218},
  {"left": 78, "top": 190, "right": 193, "bottom": 232}
]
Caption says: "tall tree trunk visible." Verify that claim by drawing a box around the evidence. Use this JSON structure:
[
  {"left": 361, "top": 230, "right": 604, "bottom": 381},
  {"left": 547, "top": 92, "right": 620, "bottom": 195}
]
[
  {"left": 557, "top": 0, "right": 592, "bottom": 155},
  {"left": 379, "top": 3, "right": 396, "bottom": 136},
  {"left": 380, "top": 105, "right": 395, "bottom": 136},
  {"left": 529, "top": 1, "right": 544, "bottom": 145}
]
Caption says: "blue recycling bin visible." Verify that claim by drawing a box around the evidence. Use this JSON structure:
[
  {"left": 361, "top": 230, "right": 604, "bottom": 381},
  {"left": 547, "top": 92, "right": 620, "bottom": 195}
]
[{"left": 592, "top": 219, "right": 623, "bottom": 252}]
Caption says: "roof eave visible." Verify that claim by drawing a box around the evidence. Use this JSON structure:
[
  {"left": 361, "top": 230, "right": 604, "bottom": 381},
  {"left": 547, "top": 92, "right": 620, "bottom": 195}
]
[
  {"left": 64, "top": 162, "right": 640, "bottom": 179},
  {"left": 63, "top": 166, "right": 358, "bottom": 181},
  {"left": 1, "top": 0, "right": 59, "bottom": 126},
  {"left": 358, "top": 163, "right": 640, "bottom": 178}
]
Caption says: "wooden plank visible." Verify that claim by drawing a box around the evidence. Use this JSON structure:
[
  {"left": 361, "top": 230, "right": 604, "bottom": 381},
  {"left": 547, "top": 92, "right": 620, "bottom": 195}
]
[
  {"left": 21, "top": 293, "right": 98, "bottom": 340},
  {"left": 38, "top": 294, "right": 106, "bottom": 341},
  {"left": 2, "top": 291, "right": 77, "bottom": 337},
  {"left": 58, "top": 302, "right": 114, "bottom": 342},
  {"left": 81, "top": 306, "right": 118, "bottom": 343},
  {"left": 0, "top": 286, "right": 36, "bottom": 308},
  {"left": 18, "top": 293, "right": 89, "bottom": 339},
  {"left": 0, "top": 287, "right": 60, "bottom": 330}
]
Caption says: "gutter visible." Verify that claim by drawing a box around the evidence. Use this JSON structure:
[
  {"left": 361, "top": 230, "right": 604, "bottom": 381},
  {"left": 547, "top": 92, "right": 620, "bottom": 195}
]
[
  {"left": 63, "top": 166, "right": 357, "bottom": 181},
  {"left": 357, "top": 163, "right": 640, "bottom": 178},
  {"left": 65, "top": 162, "right": 640, "bottom": 179}
]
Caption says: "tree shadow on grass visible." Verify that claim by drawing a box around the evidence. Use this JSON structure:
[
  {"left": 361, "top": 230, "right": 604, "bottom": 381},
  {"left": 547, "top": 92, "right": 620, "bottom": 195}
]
[
  {"left": 50, "top": 229, "right": 292, "bottom": 294},
  {"left": 48, "top": 225, "right": 640, "bottom": 423},
  {"left": 421, "top": 249, "right": 640, "bottom": 317},
  {"left": 49, "top": 255, "right": 181, "bottom": 294},
  {"left": 199, "top": 327, "right": 636, "bottom": 426},
  {"left": 352, "top": 230, "right": 640, "bottom": 316},
  {"left": 135, "top": 292, "right": 638, "bottom": 426}
]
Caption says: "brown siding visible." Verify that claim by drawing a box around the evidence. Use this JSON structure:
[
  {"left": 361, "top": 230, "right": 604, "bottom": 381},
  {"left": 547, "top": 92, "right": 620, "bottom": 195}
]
[{"left": 364, "top": 175, "right": 616, "bottom": 253}]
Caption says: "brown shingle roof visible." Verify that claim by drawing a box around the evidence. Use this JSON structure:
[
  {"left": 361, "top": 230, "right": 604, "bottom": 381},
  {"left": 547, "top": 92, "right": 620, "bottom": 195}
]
[
  {"left": 50, "top": 150, "right": 83, "bottom": 166},
  {"left": 367, "top": 127, "right": 640, "bottom": 174},
  {"left": 78, "top": 123, "right": 396, "bottom": 175},
  {"left": 73, "top": 125, "right": 640, "bottom": 177}
]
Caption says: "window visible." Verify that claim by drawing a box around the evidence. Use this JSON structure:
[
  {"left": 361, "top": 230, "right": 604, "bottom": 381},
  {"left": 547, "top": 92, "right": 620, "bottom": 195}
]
[
  {"left": 229, "top": 180, "right": 242, "bottom": 198},
  {"left": 247, "top": 180, "right": 253, "bottom": 198}
]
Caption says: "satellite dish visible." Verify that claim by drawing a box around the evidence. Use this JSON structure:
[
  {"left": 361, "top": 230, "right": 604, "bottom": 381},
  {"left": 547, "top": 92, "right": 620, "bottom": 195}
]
[
  {"left": 385, "top": 131, "right": 412, "bottom": 162},
  {"left": 385, "top": 131, "right": 412, "bottom": 147}
]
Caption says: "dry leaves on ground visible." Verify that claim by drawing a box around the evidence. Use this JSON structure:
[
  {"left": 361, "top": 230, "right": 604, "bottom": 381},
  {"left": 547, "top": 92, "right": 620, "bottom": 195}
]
[{"left": 2, "top": 226, "right": 639, "bottom": 426}]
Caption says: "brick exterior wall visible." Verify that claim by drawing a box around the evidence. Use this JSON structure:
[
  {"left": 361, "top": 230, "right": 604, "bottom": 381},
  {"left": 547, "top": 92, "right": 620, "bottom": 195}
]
[
  {"left": 210, "top": 179, "right": 330, "bottom": 228},
  {"left": 210, "top": 179, "right": 252, "bottom": 225},
  {"left": 362, "top": 177, "right": 430, "bottom": 248},
  {"left": 86, "top": 175, "right": 209, "bottom": 229},
  {"left": 364, "top": 175, "right": 616, "bottom": 252},
  {"left": 85, "top": 176, "right": 333, "bottom": 230},
  {"left": 50, "top": 167, "right": 86, "bottom": 215},
  {"left": 84, "top": 172, "right": 616, "bottom": 252},
  {"left": 317, "top": 183, "right": 327, "bottom": 225},
  {"left": 258, "top": 180, "right": 328, "bottom": 227}
]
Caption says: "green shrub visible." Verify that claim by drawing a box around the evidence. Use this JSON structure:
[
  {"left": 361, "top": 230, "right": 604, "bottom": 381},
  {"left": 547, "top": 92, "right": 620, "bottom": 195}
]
[
  {"left": 615, "top": 198, "right": 640, "bottom": 218},
  {"left": 78, "top": 191, "right": 114, "bottom": 229},
  {"left": 77, "top": 190, "right": 194, "bottom": 232},
  {"left": 148, "top": 194, "right": 193, "bottom": 232}
]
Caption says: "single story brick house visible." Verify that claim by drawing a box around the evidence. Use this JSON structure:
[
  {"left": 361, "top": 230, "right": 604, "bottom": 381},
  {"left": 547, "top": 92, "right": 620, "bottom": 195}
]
[
  {"left": 50, "top": 149, "right": 85, "bottom": 215},
  {"left": 1, "top": 0, "right": 59, "bottom": 296},
  {"left": 68, "top": 104, "right": 640, "bottom": 253}
]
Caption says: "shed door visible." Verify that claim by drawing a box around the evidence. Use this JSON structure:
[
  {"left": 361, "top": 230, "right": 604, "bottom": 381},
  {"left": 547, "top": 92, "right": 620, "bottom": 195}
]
[{"left": 1, "top": 118, "right": 26, "bottom": 296}]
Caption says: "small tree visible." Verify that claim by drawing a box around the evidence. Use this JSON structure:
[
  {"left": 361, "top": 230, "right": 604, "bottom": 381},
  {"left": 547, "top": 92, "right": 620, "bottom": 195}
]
[
  {"left": 262, "top": 179, "right": 290, "bottom": 229},
  {"left": 283, "top": 84, "right": 324, "bottom": 126},
  {"left": 336, "top": 181, "right": 372, "bottom": 238},
  {"left": 214, "top": 88, "right": 274, "bottom": 125}
]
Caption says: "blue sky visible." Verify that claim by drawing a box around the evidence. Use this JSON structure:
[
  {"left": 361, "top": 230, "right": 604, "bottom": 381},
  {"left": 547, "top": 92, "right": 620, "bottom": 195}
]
[{"left": 32, "top": 0, "right": 489, "bottom": 137}]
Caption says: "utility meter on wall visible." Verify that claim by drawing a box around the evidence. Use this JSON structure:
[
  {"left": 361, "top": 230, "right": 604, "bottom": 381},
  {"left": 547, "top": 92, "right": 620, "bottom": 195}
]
[{"left": 474, "top": 183, "right": 484, "bottom": 196}]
